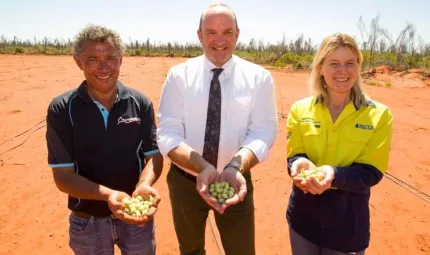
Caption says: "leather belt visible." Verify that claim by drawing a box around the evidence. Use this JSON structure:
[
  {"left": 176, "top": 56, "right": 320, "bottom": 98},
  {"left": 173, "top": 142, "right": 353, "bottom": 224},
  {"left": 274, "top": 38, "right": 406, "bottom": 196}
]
[
  {"left": 172, "top": 164, "right": 197, "bottom": 182},
  {"left": 71, "top": 211, "right": 115, "bottom": 219}
]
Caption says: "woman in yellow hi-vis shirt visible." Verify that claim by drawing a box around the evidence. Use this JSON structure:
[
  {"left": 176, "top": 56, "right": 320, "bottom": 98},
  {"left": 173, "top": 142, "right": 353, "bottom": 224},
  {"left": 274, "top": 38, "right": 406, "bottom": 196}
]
[{"left": 286, "top": 33, "right": 393, "bottom": 255}]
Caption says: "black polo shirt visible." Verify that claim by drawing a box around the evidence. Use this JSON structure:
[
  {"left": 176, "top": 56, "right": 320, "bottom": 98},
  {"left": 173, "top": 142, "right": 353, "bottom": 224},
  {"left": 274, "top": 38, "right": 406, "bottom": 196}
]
[{"left": 46, "top": 80, "right": 159, "bottom": 217}]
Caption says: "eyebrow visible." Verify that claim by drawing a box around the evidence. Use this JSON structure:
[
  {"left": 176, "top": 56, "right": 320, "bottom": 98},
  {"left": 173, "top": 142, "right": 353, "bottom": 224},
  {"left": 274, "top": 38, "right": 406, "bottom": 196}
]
[
  {"left": 205, "top": 28, "right": 234, "bottom": 33},
  {"left": 328, "top": 59, "right": 356, "bottom": 62}
]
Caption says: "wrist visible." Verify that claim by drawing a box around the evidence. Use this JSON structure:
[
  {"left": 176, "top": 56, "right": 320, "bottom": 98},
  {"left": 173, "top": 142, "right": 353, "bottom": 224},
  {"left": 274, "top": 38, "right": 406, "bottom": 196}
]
[
  {"left": 135, "top": 179, "right": 151, "bottom": 188},
  {"left": 224, "top": 161, "right": 244, "bottom": 174},
  {"left": 100, "top": 186, "right": 115, "bottom": 201}
]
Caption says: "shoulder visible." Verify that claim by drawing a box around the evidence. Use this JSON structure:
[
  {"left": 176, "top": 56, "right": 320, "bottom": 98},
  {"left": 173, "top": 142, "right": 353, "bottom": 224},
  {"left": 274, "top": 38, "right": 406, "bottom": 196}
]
[
  {"left": 287, "top": 96, "right": 317, "bottom": 120},
  {"left": 169, "top": 55, "right": 204, "bottom": 75},
  {"left": 48, "top": 88, "right": 79, "bottom": 113},
  {"left": 121, "top": 84, "right": 153, "bottom": 111},
  {"left": 364, "top": 96, "right": 392, "bottom": 118},
  {"left": 233, "top": 55, "right": 271, "bottom": 76}
]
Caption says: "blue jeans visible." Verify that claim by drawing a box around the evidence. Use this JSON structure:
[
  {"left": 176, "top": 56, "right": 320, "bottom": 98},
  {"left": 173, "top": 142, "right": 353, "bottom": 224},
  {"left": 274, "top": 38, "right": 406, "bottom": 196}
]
[{"left": 69, "top": 213, "right": 155, "bottom": 255}]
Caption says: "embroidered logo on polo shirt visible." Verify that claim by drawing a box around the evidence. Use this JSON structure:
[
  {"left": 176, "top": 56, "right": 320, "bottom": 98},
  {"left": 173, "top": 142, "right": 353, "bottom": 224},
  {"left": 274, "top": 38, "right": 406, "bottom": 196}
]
[
  {"left": 117, "top": 117, "right": 141, "bottom": 125},
  {"left": 355, "top": 123, "right": 374, "bottom": 130}
]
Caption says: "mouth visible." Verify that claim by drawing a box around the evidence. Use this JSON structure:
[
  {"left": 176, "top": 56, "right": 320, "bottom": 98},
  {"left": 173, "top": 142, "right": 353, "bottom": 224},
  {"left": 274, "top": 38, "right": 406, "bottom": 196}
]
[
  {"left": 96, "top": 74, "right": 111, "bottom": 80},
  {"left": 211, "top": 46, "right": 227, "bottom": 52},
  {"left": 334, "top": 77, "right": 349, "bottom": 82}
]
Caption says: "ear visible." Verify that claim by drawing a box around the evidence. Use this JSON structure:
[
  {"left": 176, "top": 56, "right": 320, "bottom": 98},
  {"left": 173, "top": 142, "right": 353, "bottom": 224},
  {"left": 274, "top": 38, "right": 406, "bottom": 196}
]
[
  {"left": 317, "top": 63, "right": 323, "bottom": 76},
  {"left": 73, "top": 55, "right": 83, "bottom": 70},
  {"left": 197, "top": 29, "right": 203, "bottom": 44},
  {"left": 236, "top": 28, "right": 240, "bottom": 40}
]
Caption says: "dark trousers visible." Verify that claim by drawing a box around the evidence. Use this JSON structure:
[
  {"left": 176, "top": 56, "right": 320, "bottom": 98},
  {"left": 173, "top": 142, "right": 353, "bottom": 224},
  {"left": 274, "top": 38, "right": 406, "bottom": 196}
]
[
  {"left": 289, "top": 226, "right": 365, "bottom": 255},
  {"left": 167, "top": 164, "right": 255, "bottom": 255}
]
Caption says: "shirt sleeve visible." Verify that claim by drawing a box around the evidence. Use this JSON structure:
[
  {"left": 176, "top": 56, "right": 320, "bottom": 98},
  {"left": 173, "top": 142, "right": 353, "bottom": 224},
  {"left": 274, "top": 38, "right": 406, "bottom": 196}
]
[
  {"left": 156, "top": 68, "right": 187, "bottom": 157},
  {"left": 285, "top": 101, "right": 310, "bottom": 175},
  {"left": 240, "top": 70, "right": 278, "bottom": 163},
  {"left": 140, "top": 101, "right": 159, "bottom": 156},
  {"left": 286, "top": 101, "right": 306, "bottom": 158},
  {"left": 46, "top": 100, "right": 74, "bottom": 168}
]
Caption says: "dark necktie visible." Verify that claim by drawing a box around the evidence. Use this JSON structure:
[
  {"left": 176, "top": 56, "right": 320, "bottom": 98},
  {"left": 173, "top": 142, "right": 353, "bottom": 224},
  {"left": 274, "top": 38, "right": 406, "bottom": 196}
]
[{"left": 202, "top": 68, "right": 224, "bottom": 168}]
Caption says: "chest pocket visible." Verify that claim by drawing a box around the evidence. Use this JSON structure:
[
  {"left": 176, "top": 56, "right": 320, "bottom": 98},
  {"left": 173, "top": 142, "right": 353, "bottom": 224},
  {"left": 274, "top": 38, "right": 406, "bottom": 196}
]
[
  {"left": 344, "top": 126, "right": 374, "bottom": 143},
  {"left": 299, "top": 122, "right": 323, "bottom": 162}
]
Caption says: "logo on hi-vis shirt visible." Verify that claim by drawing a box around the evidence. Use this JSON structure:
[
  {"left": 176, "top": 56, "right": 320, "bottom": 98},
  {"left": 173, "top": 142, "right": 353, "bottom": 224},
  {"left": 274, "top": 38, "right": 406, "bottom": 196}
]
[
  {"left": 300, "top": 117, "right": 321, "bottom": 128},
  {"left": 355, "top": 123, "right": 374, "bottom": 130}
]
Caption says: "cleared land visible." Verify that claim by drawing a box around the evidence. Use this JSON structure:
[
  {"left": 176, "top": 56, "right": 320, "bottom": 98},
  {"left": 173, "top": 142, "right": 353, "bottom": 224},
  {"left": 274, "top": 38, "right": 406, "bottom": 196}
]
[{"left": 0, "top": 55, "right": 429, "bottom": 255}]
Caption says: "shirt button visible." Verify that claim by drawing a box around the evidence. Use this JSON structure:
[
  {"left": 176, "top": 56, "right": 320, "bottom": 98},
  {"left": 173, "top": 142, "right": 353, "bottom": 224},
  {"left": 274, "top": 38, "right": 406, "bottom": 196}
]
[{"left": 101, "top": 108, "right": 105, "bottom": 111}]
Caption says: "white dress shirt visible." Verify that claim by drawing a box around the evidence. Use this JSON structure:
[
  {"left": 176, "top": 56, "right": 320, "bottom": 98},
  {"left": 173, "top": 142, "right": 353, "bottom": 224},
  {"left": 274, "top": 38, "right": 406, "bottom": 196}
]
[{"left": 156, "top": 55, "right": 278, "bottom": 175}]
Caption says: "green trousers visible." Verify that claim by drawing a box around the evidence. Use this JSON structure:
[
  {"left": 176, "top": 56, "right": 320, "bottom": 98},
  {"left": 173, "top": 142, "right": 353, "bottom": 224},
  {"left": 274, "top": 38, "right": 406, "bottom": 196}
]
[{"left": 167, "top": 164, "right": 255, "bottom": 255}]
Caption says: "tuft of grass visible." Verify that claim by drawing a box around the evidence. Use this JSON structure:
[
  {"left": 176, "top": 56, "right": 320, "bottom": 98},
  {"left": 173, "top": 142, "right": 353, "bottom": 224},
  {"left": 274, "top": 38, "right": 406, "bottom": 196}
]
[{"left": 368, "top": 81, "right": 379, "bottom": 86}]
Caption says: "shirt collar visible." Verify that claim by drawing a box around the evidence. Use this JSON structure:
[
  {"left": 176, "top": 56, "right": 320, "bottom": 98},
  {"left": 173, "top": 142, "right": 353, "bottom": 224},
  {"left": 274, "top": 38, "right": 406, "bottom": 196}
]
[
  {"left": 203, "top": 54, "right": 235, "bottom": 78},
  {"left": 314, "top": 95, "right": 361, "bottom": 111},
  {"left": 77, "top": 80, "right": 129, "bottom": 103}
]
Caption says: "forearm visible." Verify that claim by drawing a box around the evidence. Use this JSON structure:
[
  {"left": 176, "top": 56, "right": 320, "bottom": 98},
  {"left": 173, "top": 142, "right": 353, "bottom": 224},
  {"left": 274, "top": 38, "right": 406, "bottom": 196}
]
[
  {"left": 167, "top": 144, "right": 210, "bottom": 174},
  {"left": 137, "top": 153, "right": 164, "bottom": 186},
  {"left": 331, "top": 162, "right": 384, "bottom": 193},
  {"left": 229, "top": 147, "right": 259, "bottom": 174},
  {"left": 53, "top": 171, "right": 114, "bottom": 201}
]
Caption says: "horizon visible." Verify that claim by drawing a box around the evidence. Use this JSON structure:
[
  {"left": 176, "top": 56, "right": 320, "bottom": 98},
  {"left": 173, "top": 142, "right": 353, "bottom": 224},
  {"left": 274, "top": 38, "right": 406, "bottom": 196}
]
[{"left": 1, "top": 0, "right": 430, "bottom": 47}]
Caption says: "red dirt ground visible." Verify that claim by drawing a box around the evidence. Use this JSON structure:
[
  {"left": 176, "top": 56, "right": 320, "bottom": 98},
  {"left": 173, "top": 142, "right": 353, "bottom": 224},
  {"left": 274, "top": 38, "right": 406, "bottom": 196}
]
[{"left": 0, "top": 55, "right": 429, "bottom": 255}]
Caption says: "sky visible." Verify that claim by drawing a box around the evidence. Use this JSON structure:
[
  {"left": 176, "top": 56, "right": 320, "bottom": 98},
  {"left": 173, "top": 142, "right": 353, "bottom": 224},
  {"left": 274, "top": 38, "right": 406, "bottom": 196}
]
[{"left": 1, "top": 0, "right": 429, "bottom": 47}]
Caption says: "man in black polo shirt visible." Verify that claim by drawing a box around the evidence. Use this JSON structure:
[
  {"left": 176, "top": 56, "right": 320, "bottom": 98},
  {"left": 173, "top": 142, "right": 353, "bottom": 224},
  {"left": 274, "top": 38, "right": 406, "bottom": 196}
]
[{"left": 45, "top": 24, "right": 163, "bottom": 255}]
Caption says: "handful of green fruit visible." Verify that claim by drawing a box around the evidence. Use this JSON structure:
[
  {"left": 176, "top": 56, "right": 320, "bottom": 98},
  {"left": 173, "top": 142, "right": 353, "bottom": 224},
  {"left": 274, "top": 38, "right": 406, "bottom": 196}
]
[
  {"left": 121, "top": 195, "right": 153, "bottom": 217},
  {"left": 297, "top": 168, "right": 325, "bottom": 182},
  {"left": 209, "top": 182, "right": 235, "bottom": 204}
]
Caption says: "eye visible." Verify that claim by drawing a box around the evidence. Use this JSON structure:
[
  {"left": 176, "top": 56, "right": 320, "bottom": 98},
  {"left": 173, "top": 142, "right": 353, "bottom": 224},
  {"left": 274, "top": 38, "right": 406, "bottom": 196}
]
[{"left": 330, "top": 63, "right": 339, "bottom": 67}]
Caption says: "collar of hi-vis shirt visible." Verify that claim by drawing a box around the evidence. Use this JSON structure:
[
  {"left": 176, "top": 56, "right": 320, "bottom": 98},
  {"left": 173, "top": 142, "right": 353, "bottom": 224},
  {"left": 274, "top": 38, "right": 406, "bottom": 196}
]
[{"left": 203, "top": 55, "right": 235, "bottom": 84}]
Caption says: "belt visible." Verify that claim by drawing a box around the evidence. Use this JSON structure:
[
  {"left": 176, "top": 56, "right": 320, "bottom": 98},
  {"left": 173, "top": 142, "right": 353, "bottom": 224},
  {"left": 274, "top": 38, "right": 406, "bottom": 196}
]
[
  {"left": 172, "top": 164, "right": 197, "bottom": 182},
  {"left": 71, "top": 211, "right": 115, "bottom": 219}
]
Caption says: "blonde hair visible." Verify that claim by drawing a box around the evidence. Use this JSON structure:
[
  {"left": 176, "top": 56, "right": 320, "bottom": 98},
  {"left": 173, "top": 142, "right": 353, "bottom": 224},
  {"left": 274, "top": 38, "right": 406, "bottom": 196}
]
[{"left": 309, "top": 33, "right": 367, "bottom": 108}]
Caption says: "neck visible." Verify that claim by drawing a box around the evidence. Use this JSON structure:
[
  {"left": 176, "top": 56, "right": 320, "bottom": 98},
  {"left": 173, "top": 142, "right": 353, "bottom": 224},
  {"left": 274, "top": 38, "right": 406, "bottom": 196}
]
[
  {"left": 327, "top": 91, "right": 351, "bottom": 109},
  {"left": 87, "top": 85, "right": 118, "bottom": 110}
]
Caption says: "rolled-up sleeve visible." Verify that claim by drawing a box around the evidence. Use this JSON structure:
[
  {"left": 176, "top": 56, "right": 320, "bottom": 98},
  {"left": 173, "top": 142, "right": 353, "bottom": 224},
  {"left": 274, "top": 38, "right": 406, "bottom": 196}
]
[
  {"left": 156, "top": 68, "right": 187, "bottom": 156},
  {"left": 240, "top": 70, "right": 278, "bottom": 162}
]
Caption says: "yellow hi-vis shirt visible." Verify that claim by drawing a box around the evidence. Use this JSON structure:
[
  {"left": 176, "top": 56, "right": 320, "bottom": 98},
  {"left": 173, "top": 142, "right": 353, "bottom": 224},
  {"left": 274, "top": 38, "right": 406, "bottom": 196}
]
[{"left": 286, "top": 96, "right": 393, "bottom": 173}]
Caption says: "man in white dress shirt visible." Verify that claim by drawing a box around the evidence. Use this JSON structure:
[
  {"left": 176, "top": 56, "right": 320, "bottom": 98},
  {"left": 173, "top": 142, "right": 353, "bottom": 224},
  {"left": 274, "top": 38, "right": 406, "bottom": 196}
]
[{"left": 156, "top": 3, "right": 278, "bottom": 255}]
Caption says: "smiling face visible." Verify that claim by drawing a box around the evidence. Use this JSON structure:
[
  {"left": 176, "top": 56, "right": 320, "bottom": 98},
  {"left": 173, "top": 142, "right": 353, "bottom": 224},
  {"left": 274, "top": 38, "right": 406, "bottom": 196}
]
[
  {"left": 319, "top": 46, "right": 359, "bottom": 95},
  {"left": 73, "top": 40, "right": 122, "bottom": 93},
  {"left": 197, "top": 7, "right": 239, "bottom": 67}
]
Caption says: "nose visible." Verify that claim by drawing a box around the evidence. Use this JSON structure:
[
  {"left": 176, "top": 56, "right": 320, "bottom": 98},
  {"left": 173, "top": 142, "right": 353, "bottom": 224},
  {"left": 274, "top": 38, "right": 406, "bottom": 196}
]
[
  {"left": 97, "top": 60, "right": 109, "bottom": 72},
  {"left": 213, "top": 35, "right": 226, "bottom": 45},
  {"left": 336, "top": 64, "right": 349, "bottom": 72}
]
